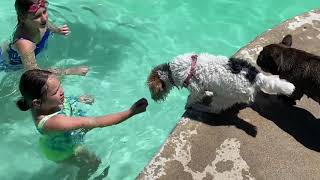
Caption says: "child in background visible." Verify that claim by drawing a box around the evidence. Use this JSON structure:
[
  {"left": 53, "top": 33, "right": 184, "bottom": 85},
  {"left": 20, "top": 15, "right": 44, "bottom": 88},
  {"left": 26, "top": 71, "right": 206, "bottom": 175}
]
[
  {"left": 0, "top": 0, "right": 88, "bottom": 75},
  {"left": 17, "top": 69, "right": 148, "bottom": 179}
]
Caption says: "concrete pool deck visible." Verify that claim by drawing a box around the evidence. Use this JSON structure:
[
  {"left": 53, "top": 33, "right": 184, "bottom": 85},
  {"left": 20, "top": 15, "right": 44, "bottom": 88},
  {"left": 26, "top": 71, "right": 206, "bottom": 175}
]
[{"left": 137, "top": 9, "right": 320, "bottom": 180}]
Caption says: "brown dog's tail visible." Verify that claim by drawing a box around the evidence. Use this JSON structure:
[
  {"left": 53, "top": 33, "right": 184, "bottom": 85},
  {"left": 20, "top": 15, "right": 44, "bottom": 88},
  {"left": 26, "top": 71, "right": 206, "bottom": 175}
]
[{"left": 255, "top": 73, "right": 295, "bottom": 96}]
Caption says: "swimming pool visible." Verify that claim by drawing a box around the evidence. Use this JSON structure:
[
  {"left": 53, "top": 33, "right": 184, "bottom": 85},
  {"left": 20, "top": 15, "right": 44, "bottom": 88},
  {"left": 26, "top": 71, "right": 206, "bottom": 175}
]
[{"left": 0, "top": 0, "right": 318, "bottom": 179}]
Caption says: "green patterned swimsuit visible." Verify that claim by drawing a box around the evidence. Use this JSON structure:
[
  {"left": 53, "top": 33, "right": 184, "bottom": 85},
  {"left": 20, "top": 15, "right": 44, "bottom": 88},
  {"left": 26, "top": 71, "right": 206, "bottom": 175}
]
[{"left": 36, "top": 96, "right": 87, "bottom": 162}]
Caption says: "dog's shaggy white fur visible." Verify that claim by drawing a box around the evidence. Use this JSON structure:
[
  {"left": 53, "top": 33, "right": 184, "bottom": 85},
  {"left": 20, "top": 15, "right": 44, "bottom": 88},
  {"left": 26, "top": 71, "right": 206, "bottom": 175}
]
[{"left": 147, "top": 53, "right": 295, "bottom": 113}]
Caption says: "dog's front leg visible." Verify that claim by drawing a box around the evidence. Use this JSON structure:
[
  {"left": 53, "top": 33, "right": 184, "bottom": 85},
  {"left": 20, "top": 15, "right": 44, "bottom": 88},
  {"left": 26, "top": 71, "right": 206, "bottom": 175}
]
[
  {"left": 188, "top": 102, "right": 215, "bottom": 113},
  {"left": 185, "top": 94, "right": 199, "bottom": 110},
  {"left": 185, "top": 91, "right": 217, "bottom": 113}
]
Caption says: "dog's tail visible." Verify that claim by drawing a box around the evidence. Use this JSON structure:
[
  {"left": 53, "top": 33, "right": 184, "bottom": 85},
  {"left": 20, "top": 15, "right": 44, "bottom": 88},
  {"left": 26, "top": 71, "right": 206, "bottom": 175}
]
[{"left": 255, "top": 73, "right": 295, "bottom": 95}]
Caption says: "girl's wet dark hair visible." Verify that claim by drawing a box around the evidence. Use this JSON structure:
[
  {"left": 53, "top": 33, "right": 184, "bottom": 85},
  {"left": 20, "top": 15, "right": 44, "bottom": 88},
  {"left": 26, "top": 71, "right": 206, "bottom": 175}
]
[
  {"left": 15, "top": 0, "right": 38, "bottom": 24},
  {"left": 17, "top": 69, "right": 53, "bottom": 111}
]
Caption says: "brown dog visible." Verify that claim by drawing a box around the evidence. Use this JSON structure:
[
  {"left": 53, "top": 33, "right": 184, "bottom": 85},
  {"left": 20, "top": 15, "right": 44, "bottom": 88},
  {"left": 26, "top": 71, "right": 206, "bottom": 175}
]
[{"left": 257, "top": 34, "right": 320, "bottom": 105}]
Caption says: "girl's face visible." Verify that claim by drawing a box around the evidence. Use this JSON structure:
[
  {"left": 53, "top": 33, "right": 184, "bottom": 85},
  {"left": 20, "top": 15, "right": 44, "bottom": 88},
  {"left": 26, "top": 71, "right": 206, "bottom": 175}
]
[
  {"left": 40, "top": 75, "right": 64, "bottom": 111},
  {"left": 23, "top": 6, "right": 48, "bottom": 29}
]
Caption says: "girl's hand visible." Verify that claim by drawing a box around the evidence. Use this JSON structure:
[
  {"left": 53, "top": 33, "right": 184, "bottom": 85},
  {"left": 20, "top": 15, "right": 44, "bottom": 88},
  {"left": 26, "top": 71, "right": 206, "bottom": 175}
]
[
  {"left": 59, "top": 24, "right": 70, "bottom": 36},
  {"left": 78, "top": 95, "right": 95, "bottom": 105},
  {"left": 66, "top": 66, "right": 89, "bottom": 76},
  {"left": 130, "top": 98, "right": 148, "bottom": 115}
]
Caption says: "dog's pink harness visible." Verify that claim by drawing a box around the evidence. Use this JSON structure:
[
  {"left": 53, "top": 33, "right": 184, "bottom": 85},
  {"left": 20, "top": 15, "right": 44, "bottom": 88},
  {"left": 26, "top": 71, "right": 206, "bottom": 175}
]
[{"left": 183, "top": 55, "right": 198, "bottom": 87}]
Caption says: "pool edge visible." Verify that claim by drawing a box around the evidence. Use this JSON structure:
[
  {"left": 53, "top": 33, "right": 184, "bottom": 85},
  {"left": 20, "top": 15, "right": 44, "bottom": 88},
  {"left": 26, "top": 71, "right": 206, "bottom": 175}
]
[{"left": 137, "top": 9, "right": 320, "bottom": 180}]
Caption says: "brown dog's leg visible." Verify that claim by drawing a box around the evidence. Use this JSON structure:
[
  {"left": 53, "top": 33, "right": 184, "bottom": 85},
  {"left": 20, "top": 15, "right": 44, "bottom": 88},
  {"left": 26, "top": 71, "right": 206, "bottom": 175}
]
[
  {"left": 278, "top": 95, "right": 297, "bottom": 106},
  {"left": 278, "top": 88, "right": 304, "bottom": 106}
]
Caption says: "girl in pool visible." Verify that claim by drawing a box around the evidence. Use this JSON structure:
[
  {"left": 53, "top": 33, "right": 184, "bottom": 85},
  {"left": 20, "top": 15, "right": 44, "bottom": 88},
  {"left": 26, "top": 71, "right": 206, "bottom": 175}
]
[
  {"left": 0, "top": 0, "right": 88, "bottom": 75},
  {"left": 16, "top": 69, "right": 148, "bottom": 179}
]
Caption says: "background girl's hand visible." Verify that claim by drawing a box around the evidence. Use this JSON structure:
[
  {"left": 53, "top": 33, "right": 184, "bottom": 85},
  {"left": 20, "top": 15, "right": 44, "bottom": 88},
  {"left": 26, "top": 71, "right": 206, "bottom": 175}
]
[
  {"left": 78, "top": 95, "right": 95, "bottom": 105},
  {"left": 59, "top": 24, "right": 70, "bottom": 35},
  {"left": 66, "top": 66, "right": 89, "bottom": 76},
  {"left": 130, "top": 98, "right": 148, "bottom": 115}
]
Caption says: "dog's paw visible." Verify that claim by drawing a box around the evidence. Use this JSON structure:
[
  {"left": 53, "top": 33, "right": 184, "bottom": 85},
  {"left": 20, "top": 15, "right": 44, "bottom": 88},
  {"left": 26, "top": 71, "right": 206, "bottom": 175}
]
[
  {"left": 204, "top": 91, "right": 214, "bottom": 97},
  {"left": 282, "top": 82, "right": 295, "bottom": 96},
  {"left": 248, "top": 126, "right": 257, "bottom": 137}
]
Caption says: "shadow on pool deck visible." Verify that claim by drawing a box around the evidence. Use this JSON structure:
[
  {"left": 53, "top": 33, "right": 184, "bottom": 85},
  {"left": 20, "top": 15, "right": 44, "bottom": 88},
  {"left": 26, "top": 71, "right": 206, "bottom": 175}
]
[
  {"left": 183, "top": 104, "right": 258, "bottom": 138},
  {"left": 183, "top": 91, "right": 320, "bottom": 152},
  {"left": 251, "top": 93, "right": 320, "bottom": 152}
]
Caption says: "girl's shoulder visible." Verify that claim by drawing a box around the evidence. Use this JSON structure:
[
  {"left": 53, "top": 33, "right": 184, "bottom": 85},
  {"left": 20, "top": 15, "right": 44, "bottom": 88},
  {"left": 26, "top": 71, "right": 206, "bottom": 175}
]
[
  {"left": 11, "top": 29, "right": 36, "bottom": 51},
  {"left": 36, "top": 112, "right": 60, "bottom": 132}
]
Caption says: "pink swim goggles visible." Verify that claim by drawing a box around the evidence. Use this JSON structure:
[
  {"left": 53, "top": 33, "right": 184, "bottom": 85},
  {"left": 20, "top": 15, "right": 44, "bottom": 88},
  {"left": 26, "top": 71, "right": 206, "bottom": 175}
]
[{"left": 28, "top": 0, "right": 47, "bottom": 13}]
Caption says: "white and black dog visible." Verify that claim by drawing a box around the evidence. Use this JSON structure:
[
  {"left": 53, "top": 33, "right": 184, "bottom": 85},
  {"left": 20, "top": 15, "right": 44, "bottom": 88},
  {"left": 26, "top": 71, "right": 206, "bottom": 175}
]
[{"left": 147, "top": 53, "right": 295, "bottom": 114}]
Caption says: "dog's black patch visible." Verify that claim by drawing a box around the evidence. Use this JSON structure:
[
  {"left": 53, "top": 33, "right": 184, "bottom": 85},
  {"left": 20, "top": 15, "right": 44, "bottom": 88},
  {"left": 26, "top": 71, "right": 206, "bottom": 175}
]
[{"left": 228, "top": 58, "right": 259, "bottom": 83}]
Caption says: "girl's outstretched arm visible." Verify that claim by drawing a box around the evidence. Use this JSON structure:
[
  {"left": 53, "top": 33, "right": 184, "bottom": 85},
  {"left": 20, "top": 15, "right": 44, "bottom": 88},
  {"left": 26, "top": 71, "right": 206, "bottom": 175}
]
[{"left": 41, "top": 98, "right": 148, "bottom": 132}]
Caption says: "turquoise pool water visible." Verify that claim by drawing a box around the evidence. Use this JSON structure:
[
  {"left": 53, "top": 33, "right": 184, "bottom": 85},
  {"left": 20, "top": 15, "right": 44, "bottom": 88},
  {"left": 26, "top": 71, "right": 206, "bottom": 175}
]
[{"left": 0, "top": 0, "right": 318, "bottom": 179}]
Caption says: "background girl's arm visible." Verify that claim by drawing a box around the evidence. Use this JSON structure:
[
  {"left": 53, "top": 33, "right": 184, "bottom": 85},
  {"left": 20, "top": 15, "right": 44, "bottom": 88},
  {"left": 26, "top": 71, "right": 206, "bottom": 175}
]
[
  {"left": 47, "top": 22, "right": 89, "bottom": 75},
  {"left": 77, "top": 95, "right": 95, "bottom": 105},
  {"left": 49, "top": 66, "right": 89, "bottom": 76},
  {"left": 66, "top": 95, "right": 95, "bottom": 105},
  {"left": 15, "top": 39, "right": 88, "bottom": 75},
  {"left": 15, "top": 39, "right": 39, "bottom": 70},
  {"left": 42, "top": 98, "right": 148, "bottom": 132}
]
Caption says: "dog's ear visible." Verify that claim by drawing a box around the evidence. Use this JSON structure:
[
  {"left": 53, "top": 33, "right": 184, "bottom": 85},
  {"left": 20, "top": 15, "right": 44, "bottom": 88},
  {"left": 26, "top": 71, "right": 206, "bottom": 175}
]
[
  {"left": 280, "top": 35, "right": 292, "bottom": 47},
  {"left": 147, "top": 71, "right": 164, "bottom": 93}
]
